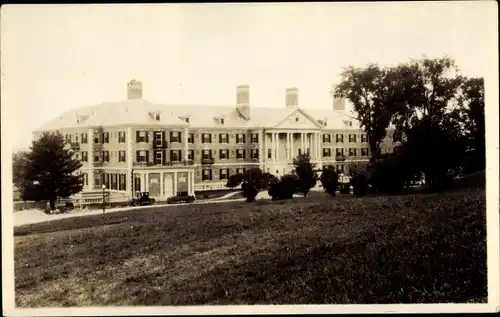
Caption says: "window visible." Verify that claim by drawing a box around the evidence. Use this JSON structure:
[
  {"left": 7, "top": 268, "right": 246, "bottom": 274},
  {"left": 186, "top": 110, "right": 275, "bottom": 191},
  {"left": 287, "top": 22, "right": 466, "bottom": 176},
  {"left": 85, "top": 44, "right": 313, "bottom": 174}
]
[
  {"left": 251, "top": 133, "right": 259, "bottom": 143},
  {"left": 94, "top": 152, "right": 100, "bottom": 162},
  {"left": 202, "top": 133, "right": 212, "bottom": 144},
  {"left": 267, "top": 149, "right": 272, "bottom": 159},
  {"left": 349, "top": 134, "right": 357, "bottom": 143},
  {"left": 118, "top": 151, "right": 126, "bottom": 162},
  {"left": 170, "top": 131, "right": 181, "bottom": 143},
  {"left": 336, "top": 165, "right": 344, "bottom": 173},
  {"left": 136, "top": 150, "right": 147, "bottom": 162},
  {"left": 220, "top": 118, "right": 225, "bottom": 125},
  {"left": 236, "top": 133, "right": 246, "bottom": 144},
  {"left": 119, "top": 174, "right": 126, "bottom": 191},
  {"left": 250, "top": 149, "right": 259, "bottom": 159},
  {"left": 219, "top": 168, "right": 229, "bottom": 180},
  {"left": 81, "top": 151, "right": 88, "bottom": 162},
  {"left": 188, "top": 149, "right": 194, "bottom": 160},
  {"left": 75, "top": 135, "right": 79, "bottom": 143},
  {"left": 219, "top": 149, "right": 229, "bottom": 159},
  {"left": 82, "top": 173, "right": 88, "bottom": 186},
  {"left": 188, "top": 133, "right": 194, "bottom": 143},
  {"left": 118, "top": 131, "right": 126, "bottom": 143},
  {"left": 65, "top": 134, "right": 72, "bottom": 143},
  {"left": 94, "top": 134, "right": 100, "bottom": 144},
  {"left": 349, "top": 148, "right": 357, "bottom": 157},
  {"left": 170, "top": 150, "right": 181, "bottom": 162},
  {"left": 236, "top": 168, "right": 246, "bottom": 174},
  {"left": 236, "top": 149, "right": 246, "bottom": 159},
  {"left": 155, "top": 113, "right": 160, "bottom": 121},
  {"left": 323, "top": 148, "right": 331, "bottom": 157},
  {"left": 95, "top": 173, "right": 101, "bottom": 186},
  {"left": 219, "top": 133, "right": 229, "bottom": 143},
  {"left": 155, "top": 151, "right": 163, "bottom": 165},
  {"left": 102, "top": 132, "right": 109, "bottom": 144},
  {"left": 202, "top": 169, "right": 212, "bottom": 181},
  {"left": 81, "top": 133, "right": 88, "bottom": 144},
  {"left": 361, "top": 134, "right": 368, "bottom": 143},
  {"left": 361, "top": 148, "right": 369, "bottom": 157},
  {"left": 102, "top": 150, "right": 110, "bottom": 162},
  {"left": 154, "top": 132, "right": 163, "bottom": 146},
  {"left": 336, "top": 134, "right": 344, "bottom": 143},
  {"left": 185, "top": 117, "right": 190, "bottom": 123},
  {"left": 336, "top": 148, "right": 344, "bottom": 156},
  {"left": 202, "top": 149, "right": 212, "bottom": 159},
  {"left": 323, "top": 134, "right": 331, "bottom": 143},
  {"left": 136, "top": 131, "right": 148, "bottom": 143}
]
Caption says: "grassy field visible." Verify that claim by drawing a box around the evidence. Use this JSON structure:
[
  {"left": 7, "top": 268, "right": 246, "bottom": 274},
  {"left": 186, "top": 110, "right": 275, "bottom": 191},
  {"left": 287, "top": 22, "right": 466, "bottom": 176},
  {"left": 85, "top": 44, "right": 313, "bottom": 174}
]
[{"left": 14, "top": 188, "right": 486, "bottom": 306}]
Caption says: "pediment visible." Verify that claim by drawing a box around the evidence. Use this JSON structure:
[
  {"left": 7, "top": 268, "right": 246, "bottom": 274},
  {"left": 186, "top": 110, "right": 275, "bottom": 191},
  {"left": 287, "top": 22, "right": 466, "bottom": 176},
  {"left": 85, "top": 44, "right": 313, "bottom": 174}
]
[{"left": 275, "top": 109, "right": 322, "bottom": 130}]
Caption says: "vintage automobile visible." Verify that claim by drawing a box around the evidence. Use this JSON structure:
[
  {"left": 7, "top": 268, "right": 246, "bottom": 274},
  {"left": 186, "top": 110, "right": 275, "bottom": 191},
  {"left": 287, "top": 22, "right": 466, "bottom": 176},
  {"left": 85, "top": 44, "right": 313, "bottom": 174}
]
[
  {"left": 166, "top": 191, "right": 196, "bottom": 204},
  {"left": 129, "top": 192, "right": 156, "bottom": 206}
]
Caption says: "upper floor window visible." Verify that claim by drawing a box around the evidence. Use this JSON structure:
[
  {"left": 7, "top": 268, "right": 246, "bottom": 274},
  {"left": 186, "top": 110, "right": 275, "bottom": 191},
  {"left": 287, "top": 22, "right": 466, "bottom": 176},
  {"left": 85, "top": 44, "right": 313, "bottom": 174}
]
[
  {"left": 136, "top": 131, "right": 148, "bottom": 143},
  {"left": 361, "top": 134, "right": 368, "bottom": 143},
  {"left": 188, "top": 149, "right": 194, "bottom": 160},
  {"left": 349, "top": 134, "right": 357, "bottom": 143},
  {"left": 136, "top": 150, "right": 148, "bottom": 162},
  {"left": 236, "top": 149, "right": 246, "bottom": 159},
  {"left": 102, "top": 132, "right": 109, "bottom": 144},
  {"left": 170, "top": 131, "right": 181, "bottom": 143},
  {"left": 323, "top": 148, "right": 331, "bottom": 157},
  {"left": 202, "top": 149, "right": 212, "bottom": 159},
  {"left": 118, "top": 131, "right": 126, "bottom": 143},
  {"left": 219, "top": 149, "right": 229, "bottom": 159},
  {"left": 236, "top": 133, "right": 246, "bottom": 144},
  {"left": 323, "top": 134, "right": 331, "bottom": 143},
  {"left": 250, "top": 149, "right": 259, "bottom": 159},
  {"left": 202, "top": 133, "right": 212, "bottom": 144},
  {"left": 348, "top": 148, "right": 357, "bottom": 157},
  {"left": 361, "top": 148, "right": 369, "bottom": 157},
  {"left": 250, "top": 133, "right": 259, "bottom": 143},
  {"left": 81, "top": 133, "right": 88, "bottom": 144},
  {"left": 219, "top": 133, "right": 229, "bottom": 144},
  {"left": 336, "top": 134, "right": 344, "bottom": 143},
  {"left": 336, "top": 148, "right": 344, "bottom": 156},
  {"left": 188, "top": 133, "right": 194, "bottom": 144},
  {"left": 118, "top": 151, "right": 126, "bottom": 162}
]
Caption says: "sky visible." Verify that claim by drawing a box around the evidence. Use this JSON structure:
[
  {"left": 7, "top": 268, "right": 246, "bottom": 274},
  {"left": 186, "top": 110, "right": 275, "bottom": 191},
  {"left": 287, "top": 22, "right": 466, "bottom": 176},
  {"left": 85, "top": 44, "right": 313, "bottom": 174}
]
[{"left": 1, "top": 2, "right": 497, "bottom": 150}]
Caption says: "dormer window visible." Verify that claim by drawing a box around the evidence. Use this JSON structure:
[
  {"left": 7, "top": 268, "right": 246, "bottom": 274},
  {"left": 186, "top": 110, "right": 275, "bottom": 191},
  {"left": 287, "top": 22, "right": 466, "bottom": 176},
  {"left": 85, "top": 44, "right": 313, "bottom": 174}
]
[
  {"left": 149, "top": 111, "right": 161, "bottom": 121},
  {"left": 185, "top": 117, "right": 190, "bottom": 123},
  {"left": 155, "top": 114, "right": 160, "bottom": 121},
  {"left": 220, "top": 118, "right": 225, "bottom": 125}
]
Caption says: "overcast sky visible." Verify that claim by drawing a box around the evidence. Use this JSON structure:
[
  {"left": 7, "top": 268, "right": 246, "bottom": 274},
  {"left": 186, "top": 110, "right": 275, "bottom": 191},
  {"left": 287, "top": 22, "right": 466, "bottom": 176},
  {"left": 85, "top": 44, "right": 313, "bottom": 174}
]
[{"left": 1, "top": 2, "right": 497, "bottom": 150}]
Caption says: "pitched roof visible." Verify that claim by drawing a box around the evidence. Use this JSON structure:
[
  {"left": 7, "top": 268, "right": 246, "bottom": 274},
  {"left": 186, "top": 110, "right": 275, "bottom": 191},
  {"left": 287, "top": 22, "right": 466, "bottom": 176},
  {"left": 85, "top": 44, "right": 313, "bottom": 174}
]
[{"left": 35, "top": 98, "right": 363, "bottom": 132}]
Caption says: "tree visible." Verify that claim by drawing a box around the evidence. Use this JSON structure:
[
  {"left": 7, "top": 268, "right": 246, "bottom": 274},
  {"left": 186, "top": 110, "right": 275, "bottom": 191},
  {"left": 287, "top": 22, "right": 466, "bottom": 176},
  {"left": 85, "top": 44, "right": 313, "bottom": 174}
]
[
  {"left": 333, "top": 64, "right": 400, "bottom": 157},
  {"left": 347, "top": 161, "right": 369, "bottom": 178},
  {"left": 268, "top": 173, "right": 299, "bottom": 200},
  {"left": 12, "top": 151, "right": 30, "bottom": 194},
  {"left": 320, "top": 165, "right": 339, "bottom": 196},
  {"left": 20, "top": 132, "right": 84, "bottom": 209},
  {"left": 225, "top": 168, "right": 276, "bottom": 202},
  {"left": 292, "top": 152, "right": 318, "bottom": 197},
  {"left": 453, "top": 77, "right": 485, "bottom": 173},
  {"left": 389, "top": 56, "right": 464, "bottom": 142}
]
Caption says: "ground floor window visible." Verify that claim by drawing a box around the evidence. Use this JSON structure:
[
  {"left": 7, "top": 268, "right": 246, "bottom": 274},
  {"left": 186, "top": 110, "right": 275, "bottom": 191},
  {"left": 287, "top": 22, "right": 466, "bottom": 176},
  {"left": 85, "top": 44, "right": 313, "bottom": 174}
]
[{"left": 202, "top": 169, "right": 213, "bottom": 181}]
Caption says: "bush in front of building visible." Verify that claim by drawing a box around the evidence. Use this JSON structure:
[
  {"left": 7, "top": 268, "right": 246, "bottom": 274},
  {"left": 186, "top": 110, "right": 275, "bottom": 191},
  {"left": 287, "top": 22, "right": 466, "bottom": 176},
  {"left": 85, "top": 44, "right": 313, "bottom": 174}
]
[
  {"left": 320, "top": 165, "right": 339, "bottom": 196},
  {"left": 351, "top": 173, "right": 369, "bottom": 196},
  {"left": 268, "top": 173, "right": 299, "bottom": 201}
]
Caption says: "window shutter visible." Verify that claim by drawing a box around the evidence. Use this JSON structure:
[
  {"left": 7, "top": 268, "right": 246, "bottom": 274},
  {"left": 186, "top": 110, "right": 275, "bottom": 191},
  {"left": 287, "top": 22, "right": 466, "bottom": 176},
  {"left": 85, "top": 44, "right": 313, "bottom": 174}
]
[
  {"left": 162, "top": 149, "right": 167, "bottom": 165},
  {"left": 136, "top": 131, "right": 139, "bottom": 143},
  {"left": 243, "top": 134, "right": 246, "bottom": 143},
  {"left": 146, "top": 132, "right": 150, "bottom": 143},
  {"left": 178, "top": 131, "right": 182, "bottom": 142},
  {"left": 145, "top": 150, "right": 150, "bottom": 163},
  {"left": 136, "top": 150, "right": 140, "bottom": 162},
  {"left": 162, "top": 131, "right": 166, "bottom": 145}
]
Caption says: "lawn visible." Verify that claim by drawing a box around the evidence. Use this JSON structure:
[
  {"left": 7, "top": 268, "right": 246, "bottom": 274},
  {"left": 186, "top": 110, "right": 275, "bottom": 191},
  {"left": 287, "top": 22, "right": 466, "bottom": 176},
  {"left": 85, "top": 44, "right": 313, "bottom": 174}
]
[{"left": 14, "top": 188, "right": 487, "bottom": 306}]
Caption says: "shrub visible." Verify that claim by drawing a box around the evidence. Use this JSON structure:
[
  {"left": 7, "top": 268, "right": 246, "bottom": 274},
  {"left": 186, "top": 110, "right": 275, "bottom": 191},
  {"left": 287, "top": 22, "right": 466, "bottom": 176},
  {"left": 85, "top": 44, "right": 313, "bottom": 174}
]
[
  {"left": 292, "top": 153, "right": 317, "bottom": 197},
  {"left": 268, "top": 174, "right": 299, "bottom": 200},
  {"left": 351, "top": 173, "right": 369, "bottom": 196},
  {"left": 242, "top": 182, "right": 258, "bottom": 202},
  {"left": 320, "top": 165, "right": 339, "bottom": 196},
  {"left": 339, "top": 183, "right": 351, "bottom": 195}
]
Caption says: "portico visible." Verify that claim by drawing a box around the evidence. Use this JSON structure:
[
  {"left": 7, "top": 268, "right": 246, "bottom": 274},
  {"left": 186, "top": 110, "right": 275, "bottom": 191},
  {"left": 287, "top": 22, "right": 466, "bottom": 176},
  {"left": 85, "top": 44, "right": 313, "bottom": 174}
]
[{"left": 132, "top": 168, "right": 195, "bottom": 200}]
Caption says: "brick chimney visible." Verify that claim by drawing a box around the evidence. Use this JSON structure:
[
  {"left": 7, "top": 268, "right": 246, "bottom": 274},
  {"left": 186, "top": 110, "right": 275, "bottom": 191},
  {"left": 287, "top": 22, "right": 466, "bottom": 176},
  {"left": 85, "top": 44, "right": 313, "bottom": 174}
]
[
  {"left": 333, "top": 97, "right": 346, "bottom": 111},
  {"left": 285, "top": 87, "right": 299, "bottom": 107},
  {"left": 127, "top": 79, "right": 143, "bottom": 100},
  {"left": 236, "top": 85, "right": 250, "bottom": 120}
]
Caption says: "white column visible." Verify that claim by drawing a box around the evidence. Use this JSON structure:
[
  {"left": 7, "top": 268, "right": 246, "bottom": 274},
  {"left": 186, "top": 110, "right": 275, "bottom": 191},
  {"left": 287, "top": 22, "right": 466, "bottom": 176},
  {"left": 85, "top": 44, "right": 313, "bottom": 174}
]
[
  {"left": 174, "top": 172, "right": 178, "bottom": 195},
  {"left": 184, "top": 127, "right": 189, "bottom": 162},
  {"left": 301, "top": 133, "right": 305, "bottom": 154},
  {"left": 191, "top": 171, "right": 195, "bottom": 195},
  {"left": 87, "top": 128, "right": 95, "bottom": 191},
  {"left": 258, "top": 129, "right": 264, "bottom": 169},
  {"left": 145, "top": 173, "right": 150, "bottom": 192},
  {"left": 291, "top": 133, "right": 295, "bottom": 159},
  {"left": 275, "top": 133, "right": 279, "bottom": 161},
  {"left": 286, "top": 133, "right": 290, "bottom": 159},
  {"left": 271, "top": 132, "right": 276, "bottom": 161},
  {"left": 126, "top": 127, "right": 133, "bottom": 199}
]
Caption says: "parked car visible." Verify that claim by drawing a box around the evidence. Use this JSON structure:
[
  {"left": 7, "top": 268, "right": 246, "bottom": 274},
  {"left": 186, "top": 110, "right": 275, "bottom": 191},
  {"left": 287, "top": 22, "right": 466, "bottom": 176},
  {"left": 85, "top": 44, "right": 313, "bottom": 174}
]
[
  {"left": 129, "top": 192, "right": 156, "bottom": 206},
  {"left": 167, "top": 192, "right": 196, "bottom": 204}
]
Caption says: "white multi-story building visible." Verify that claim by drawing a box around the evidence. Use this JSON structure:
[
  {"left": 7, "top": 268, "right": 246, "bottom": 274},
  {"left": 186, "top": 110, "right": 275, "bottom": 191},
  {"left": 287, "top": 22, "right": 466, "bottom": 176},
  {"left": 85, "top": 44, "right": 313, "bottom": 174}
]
[{"left": 34, "top": 80, "right": 396, "bottom": 202}]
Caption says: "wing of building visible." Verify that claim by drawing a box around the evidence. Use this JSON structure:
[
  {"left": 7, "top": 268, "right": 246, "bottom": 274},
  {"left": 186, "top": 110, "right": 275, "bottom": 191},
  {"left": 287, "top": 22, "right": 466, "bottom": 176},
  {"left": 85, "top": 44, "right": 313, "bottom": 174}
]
[{"left": 34, "top": 79, "right": 397, "bottom": 203}]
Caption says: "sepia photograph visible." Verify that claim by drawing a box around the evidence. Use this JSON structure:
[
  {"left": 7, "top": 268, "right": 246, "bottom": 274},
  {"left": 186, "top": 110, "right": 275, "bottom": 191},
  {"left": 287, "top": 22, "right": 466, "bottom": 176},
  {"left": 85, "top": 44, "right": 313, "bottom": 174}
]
[{"left": 1, "top": 2, "right": 499, "bottom": 315}]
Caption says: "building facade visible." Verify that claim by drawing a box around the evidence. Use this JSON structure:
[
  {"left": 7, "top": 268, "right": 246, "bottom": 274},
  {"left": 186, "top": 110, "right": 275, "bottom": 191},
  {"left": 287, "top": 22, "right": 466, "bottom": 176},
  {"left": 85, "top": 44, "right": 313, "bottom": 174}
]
[{"left": 34, "top": 79, "right": 396, "bottom": 202}]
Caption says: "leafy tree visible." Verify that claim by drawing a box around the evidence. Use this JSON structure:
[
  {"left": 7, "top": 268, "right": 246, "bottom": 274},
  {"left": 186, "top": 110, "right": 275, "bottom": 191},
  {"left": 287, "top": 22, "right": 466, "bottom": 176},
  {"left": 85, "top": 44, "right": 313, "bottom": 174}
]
[
  {"left": 453, "top": 77, "right": 485, "bottom": 173},
  {"left": 389, "top": 56, "right": 464, "bottom": 141},
  {"left": 225, "top": 168, "right": 276, "bottom": 202},
  {"left": 12, "top": 151, "right": 30, "bottom": 195},
  {"left": 333, "top": 64, "right": 400, "bottom": 157},
  {"left": 20, "top": 132, "right": 84, "bottom": 209},
  {"left": 320, "top": 165, "right": 339, "bottom": 196},
  {"left": 347, "top": 161, "right": 369, "bottom": 178},
  {"left": 268, "top": 173, "right": 299, "bottom": 200},
  {"left": 292, "top": 153, "right": 317, "bottom": 197}
]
